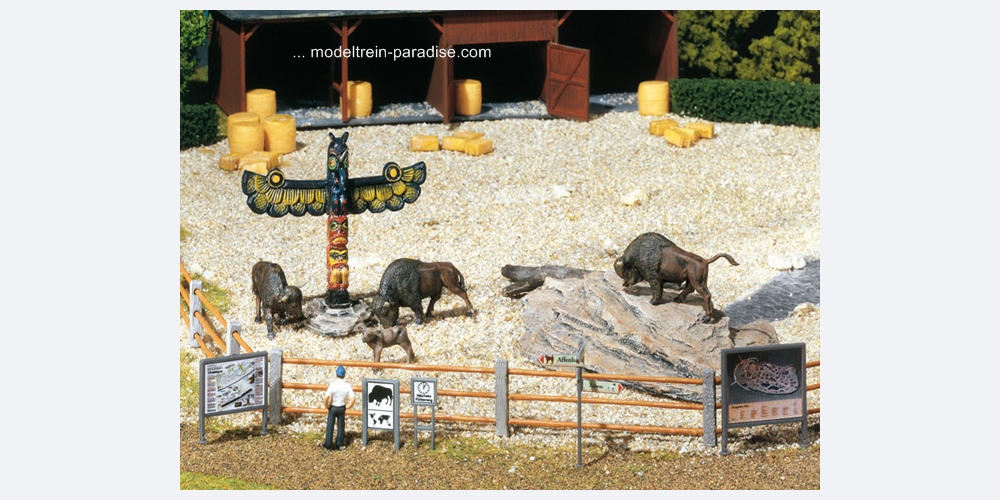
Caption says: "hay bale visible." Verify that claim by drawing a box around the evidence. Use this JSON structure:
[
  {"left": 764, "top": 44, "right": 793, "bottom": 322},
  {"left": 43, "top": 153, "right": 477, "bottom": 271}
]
[
  {"left": 246, "top": 89, "right": 277, "bottom": 119},
  {"left": 455, "top": 79, "right": 482, "bottom": 116},
  {"left": 638, "top": 81, "right": 669, "bottom": 116},
  {"left": 263, "top": 114, "right": 297, "bottom": 154}
]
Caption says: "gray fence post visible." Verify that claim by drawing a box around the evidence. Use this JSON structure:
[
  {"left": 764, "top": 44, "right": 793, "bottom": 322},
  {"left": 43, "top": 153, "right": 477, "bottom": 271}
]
[
  {"left": 495, "top": 359, "right": 509, "bottom": 437},
  {"left": 188, "top": 280, "right": 203, "bottom": 348},
  {"left": 268, "top": 349, "right": 283, "bottom": 424},
  {"left": 226, "top": 321, "right": 242, "bottom": 356},
  {"left": 702, "top": 368, "right": 717, "bottom": 447}
]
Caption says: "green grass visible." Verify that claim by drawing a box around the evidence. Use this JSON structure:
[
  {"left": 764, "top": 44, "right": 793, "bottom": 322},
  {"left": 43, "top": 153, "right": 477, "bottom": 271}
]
[
  {"left": 180, "top": 225, "right": 191, "bottom": 242},
  {"left": 180, "top": 350, "right": 200, "bottom": 412},
  {"left": 181, "top": 471, "right": 277, "bottom": 490}
]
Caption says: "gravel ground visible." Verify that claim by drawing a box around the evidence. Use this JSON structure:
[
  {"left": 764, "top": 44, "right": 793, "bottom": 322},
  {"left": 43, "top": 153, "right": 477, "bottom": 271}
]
[{"left": 179, "top": 108, "right": 820, "bottom": 460}]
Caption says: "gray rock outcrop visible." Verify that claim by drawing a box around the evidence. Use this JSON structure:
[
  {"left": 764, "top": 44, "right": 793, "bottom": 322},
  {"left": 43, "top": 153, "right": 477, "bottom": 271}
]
[{"left": 517, "top": 269, "right": 778, "bottom": 402}]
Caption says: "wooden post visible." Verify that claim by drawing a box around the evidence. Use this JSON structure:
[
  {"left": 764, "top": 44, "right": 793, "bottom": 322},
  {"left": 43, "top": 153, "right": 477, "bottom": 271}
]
[
  {"left": 267, "top": 349, "right": 283, "bottom": 424},
  {"left": 188, "top": 280, "right": 202, "bottom": 348},
  {"left": 495, "top": 360, "right": 509, "bottom": 437},
  {"left": 226, "top": 321, "right": 242, "bottom": 356},
  {"left": 702, "top": 368, "right": 717, "bottom": 447}
]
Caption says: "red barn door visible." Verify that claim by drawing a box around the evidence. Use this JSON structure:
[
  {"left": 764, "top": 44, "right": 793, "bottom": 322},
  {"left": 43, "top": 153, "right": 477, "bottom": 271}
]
[{"left": 545, "top": 42, "right": 590, "bottom": 122}]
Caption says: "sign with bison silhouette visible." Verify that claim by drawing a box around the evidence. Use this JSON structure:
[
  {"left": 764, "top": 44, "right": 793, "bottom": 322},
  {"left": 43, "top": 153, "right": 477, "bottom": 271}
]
[{"left": 361, "top": 379, "right": 400, "bottom": 450}]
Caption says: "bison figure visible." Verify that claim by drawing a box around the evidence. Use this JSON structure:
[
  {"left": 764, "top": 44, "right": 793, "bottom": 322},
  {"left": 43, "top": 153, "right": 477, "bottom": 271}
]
[
  {"left": 251, "top": 260, "right": 304, "bottom": 339},
  {"left": 362, "top": 325, "right": 416, "bottom": 363},
  {"left": 614, "top": 234, "right": 738, "bottom": 321},
  {"left": 371, "top": 258, "right": 475, "bottom": 327}
]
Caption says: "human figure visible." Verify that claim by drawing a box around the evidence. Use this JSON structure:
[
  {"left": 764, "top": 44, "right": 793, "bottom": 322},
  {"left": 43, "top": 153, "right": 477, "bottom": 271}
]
[{"left": 322, "top": 365, "right": 355, "bottom": 450}]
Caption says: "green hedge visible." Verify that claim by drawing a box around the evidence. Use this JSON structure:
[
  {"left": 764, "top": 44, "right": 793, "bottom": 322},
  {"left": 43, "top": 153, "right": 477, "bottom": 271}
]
[
  {"left": 669, "top": 78, "right": 819, "bottom": 128},
  {"left": 181, "top": 103, "right": 220, "bottom": 150}
]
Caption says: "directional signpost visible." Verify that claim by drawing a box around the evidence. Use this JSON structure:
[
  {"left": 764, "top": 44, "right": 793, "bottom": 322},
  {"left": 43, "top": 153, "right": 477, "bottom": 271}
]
[{"left": 540, "top": 343, "right": 586, "bottom": 467}]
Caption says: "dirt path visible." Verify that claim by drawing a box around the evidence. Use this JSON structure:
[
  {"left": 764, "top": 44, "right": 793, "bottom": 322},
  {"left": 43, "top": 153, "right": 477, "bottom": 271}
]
[{"left": 180, "top": 424, "right": 819, "bottom": 490}]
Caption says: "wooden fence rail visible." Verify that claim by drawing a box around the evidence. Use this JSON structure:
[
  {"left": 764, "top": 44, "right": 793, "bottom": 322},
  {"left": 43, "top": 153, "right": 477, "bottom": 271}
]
[
  {"left": 180, "top": 260, "right": 253, "bottom": 357},
  {"left": 273, "top": 355, "right": 820, "bottom": 444}
]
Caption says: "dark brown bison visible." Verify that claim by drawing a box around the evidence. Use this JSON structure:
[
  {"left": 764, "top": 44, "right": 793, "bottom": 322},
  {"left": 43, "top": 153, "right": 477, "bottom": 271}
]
[
  {"left": 371, "top": 258, "right": 475, "bottom": 327},
  {"left": 614, "top": 235, "right": 738, "bottom": 321},
  {"left": 251, "top": 261, "right": 304, "bottom": 338},
  {"left": 362, "top": 325, "right": 416, "bottom": 363},
  {"left": 614, "top": 232, "right": 677, "bottom": 303}
]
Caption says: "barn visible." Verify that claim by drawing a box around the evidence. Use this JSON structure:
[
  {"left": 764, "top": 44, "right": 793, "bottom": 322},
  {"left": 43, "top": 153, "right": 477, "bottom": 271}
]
[{"left": 209, "top": 10, "right": 678, "bottom": 124}]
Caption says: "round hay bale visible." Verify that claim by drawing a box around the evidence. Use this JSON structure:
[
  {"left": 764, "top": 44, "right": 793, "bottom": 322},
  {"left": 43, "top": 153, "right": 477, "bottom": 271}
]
[
  {"left": 228, "top": 121, "right": 265, "bottom": 155},
  {"left": 263, "top": 114, "right": 297, "bottom": 154},
  {"left": 351, "top": 81, "right": 372, "bottom": 118},
  {"left": 455, "top": 79, "right": 482, "bottom": 116},
  {"left": 226, "top": 112, "right": 260, "bottom": 132},
  {"left": 246, "top": 89, "right": 277, "bottom": 118},
  {"left": 637, "top": 80, "right": 669, "bottom": 116}
]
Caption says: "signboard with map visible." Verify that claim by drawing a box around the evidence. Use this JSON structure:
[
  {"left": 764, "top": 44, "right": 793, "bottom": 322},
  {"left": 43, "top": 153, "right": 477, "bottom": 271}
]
[
  {"left": 720, "top": 343, "right": 807, "bottom": 454},
  {"left": 198, "top": 352, "right": 269, "bottom": 444}
]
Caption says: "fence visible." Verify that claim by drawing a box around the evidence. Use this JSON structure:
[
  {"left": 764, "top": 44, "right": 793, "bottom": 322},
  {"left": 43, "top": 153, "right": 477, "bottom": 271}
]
[
  {"left": 180, "top": 260, "right": 820, "bottom": 445},
  {"left": 180, "top": 260, "right": 252, "bottom": 358}
]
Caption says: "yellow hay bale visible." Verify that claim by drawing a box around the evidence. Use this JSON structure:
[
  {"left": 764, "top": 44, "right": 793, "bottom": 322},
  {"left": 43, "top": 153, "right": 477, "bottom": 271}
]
[
  {"left": 410, "top": 135, "right": 440, "bottom": 152},
  {"left": 676, "top": 127, "right": 699, "bottom": 144},
  {"left": 442, "top": 136, "right": 468, "bottom": 152},
  {"left": 241, "top": 151, "right": 281, "bottom": 170},
  {"left": 453, "top": 130, "right": 484, "bottom": 140},
  {"left": 663, "top": 127, "right": 689, "bottom": 148},
  {"left": 228, "top": 121, "right": 265, "bottom": 155},
  {"left": 226, "top": 112, "right": 260, "bottom": 132},
  {"left": 649, "top": 119, "right": 679, "bottom": 136},
  {"left": 687, "top": 122, "right": 715, "bottom": 139},
  {"left": 455, "top": 79, "right": 482, "bottom": 116},
  {"left": 351, "top": 81, "right": 373, "bottom": 118},
  {"left": 465, "top": 137, "right": 493, "bottom": 156},
  {"left": 637, "top": 80, "right": 669, "bottom": 116},
  {"left": 262, "top": 114, "right": 297, "bottom": 154},
  {"left": 239, "top": 156, "right": 270, "bottom": 175},
  {"left": 246, "top": 89, "right": 277, "bottom": 118},
  {"left": 218, "top": 153, "right": 242, "bottom": 172}
]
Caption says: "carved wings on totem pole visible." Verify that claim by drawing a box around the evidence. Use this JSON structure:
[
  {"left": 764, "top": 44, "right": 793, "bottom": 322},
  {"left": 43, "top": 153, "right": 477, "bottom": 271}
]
[{"left": 240, "top": 157, "right": 426, "bottom": 217}]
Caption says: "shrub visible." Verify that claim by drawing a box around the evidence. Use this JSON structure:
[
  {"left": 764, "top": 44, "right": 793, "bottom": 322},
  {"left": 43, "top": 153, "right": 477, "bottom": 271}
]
[
  {"left": 181, "top": 103, "right": 221, "bottom": 150},
  {"left": 181, "top": 10, "right": 210, "bottom": 101},
  {"left": 670, "top": 78, "right": 819, "bottom": 128}
]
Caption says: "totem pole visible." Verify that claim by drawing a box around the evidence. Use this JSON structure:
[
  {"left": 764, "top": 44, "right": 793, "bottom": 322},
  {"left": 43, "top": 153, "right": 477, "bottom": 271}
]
[{"left": 241, "top": 132, "right": 426, "bottom": 332}]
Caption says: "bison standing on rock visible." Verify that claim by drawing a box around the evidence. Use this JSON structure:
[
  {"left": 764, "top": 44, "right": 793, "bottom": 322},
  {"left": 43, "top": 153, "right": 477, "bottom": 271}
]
[
  {"left": 371, "top": 258, "right": 475, "bottom": 327},
  {"left": 251, "top": 261, "right": 304, "bottom": 339},
  {"left": 614, "top": 233, "right": 738, "bottom": 321}
]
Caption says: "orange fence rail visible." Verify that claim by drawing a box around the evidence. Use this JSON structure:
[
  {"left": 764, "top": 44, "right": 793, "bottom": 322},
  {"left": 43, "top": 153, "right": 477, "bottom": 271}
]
[{"left": 180, "top": 260, "right": 253, "bottom": 357}]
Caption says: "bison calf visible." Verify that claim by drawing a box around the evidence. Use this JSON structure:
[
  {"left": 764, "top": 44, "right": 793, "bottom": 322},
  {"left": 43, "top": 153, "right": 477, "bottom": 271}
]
[
  {"left": 371, "top": 258, "right": 475, "bottom": 327},
  {"left": 362, "top": 325, "right": 416, "bottom": 363},
  {"left": 251, "top": 260, "right": 304, "bottom": 339}
]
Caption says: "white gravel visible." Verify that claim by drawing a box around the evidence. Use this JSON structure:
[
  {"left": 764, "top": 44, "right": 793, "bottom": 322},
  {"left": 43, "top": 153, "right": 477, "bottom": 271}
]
[{"left": 180, "top": 109, "right": 820, "bottom": 455}]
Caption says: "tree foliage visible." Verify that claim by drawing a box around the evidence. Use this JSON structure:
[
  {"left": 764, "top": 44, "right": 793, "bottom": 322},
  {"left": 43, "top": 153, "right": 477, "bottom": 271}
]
[
  {"left": 736, "top": 11, "right": 820, "bottom": 83},
  {"left": 678, "top": 10, "right": 819, "bottom": 84},
  {"left": 180, "top": 10, "right": 210, "bottom": 101}
]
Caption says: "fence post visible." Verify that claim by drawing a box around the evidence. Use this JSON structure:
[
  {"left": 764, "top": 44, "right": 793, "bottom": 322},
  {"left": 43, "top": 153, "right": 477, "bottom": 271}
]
[
  {"left": 268, "top": 349, "right": 283, "bottom": 424},
  {"left": 702, "top": 368, "right": 717, "bottom": 447},
  {"left": 188, "top": 280, "right": 203, "bottom": 348},
  {"left": 495, "top": 359, "right": 509, "bottom": 437},
  {"left": 227, "top": 321, "right": 242, "bottom": 356}
]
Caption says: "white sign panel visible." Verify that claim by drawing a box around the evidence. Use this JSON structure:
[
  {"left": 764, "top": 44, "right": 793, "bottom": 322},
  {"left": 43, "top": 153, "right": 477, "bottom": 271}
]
[
  {"left": 412, "top": 379, "right": 437, "bottom": 406},
  {"left": 366, "top": 381, "right": 396, "bottom": 430}
]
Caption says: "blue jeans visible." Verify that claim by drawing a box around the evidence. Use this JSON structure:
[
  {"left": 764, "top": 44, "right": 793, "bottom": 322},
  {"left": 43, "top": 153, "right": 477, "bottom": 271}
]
[{"left": 324, "top": 405, "right": 346, "bottom": 448}]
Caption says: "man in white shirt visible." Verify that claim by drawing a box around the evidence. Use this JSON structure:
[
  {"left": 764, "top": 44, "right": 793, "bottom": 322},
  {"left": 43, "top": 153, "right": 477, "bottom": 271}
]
[{"left": 323, "top": 365, "right": 355, "bottom": 450}]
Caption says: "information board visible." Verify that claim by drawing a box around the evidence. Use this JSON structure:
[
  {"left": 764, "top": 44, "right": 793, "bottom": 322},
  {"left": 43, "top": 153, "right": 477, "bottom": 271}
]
[
  {"left": 362, "top": 378, "right": 400, "bottom": 450},
  {"left": 720, "top": 343, "right": 807, "bottom": 454},
  {"left": 198, "top": 351, "right": 268, "bottom": 443}
]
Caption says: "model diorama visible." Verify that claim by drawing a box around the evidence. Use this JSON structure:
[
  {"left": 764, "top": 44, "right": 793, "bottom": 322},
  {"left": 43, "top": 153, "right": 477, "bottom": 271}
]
[{"left": 181, "top": 9, "right": 820, "bottom": 490}]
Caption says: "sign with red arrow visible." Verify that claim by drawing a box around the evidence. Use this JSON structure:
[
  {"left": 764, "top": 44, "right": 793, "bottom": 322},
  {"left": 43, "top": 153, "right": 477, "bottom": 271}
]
[{"left": 538, "top": 353, "right": 584, "bottom": 367}]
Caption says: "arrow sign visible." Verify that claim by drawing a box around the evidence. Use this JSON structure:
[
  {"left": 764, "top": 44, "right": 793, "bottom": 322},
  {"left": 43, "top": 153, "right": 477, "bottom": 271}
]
[
  {"left": 583, "top": 380, "right": 623, "bottom": 394},
  {"left": 538, "top": 354, "right": 584, "bottom": 367}
]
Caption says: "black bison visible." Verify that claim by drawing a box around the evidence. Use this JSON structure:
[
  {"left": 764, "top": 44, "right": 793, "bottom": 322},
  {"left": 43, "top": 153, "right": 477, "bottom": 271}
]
[
  {"left": 251, "top": 261, "right": 304, "bottom": 339},
  {"left": 613, "top": 232, "right": 677, "bottom": 303},
  {"left": 362, "top": 325, "right": 416, "bottom": 363},
  {"left": 614, "top": 234, "right": 738, "bottom": 320},
  {"left": 368, "top": 384, "right": 394, "bottom": 406},
  {"left": 371, "top": 258, "right": 475, "bottom": 327}
]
